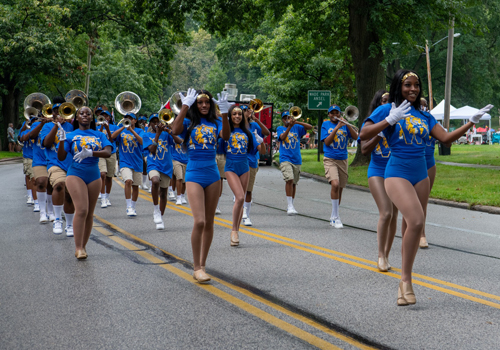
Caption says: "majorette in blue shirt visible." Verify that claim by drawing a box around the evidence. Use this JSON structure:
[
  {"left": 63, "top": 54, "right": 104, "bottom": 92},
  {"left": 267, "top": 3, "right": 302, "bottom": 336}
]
[
  {"left": 225, "top": 128, "right": 258, "bottom": 162},
  {"left": 63, "top": 129, "right": 112, "bottom": 170},
  {"left": 142, "top": 131, "right": 174, "bottom": 178},
  {"left": 115, "top": 127, "right": 144, "bottom": 172},
  {"left": 367, "top": 104, "right": 437, "bottom": 157},
  {"left": 180, "top": 118, "right": 222, "bottom": 162},
  {"left": 276, "top": 124, "right": 306, "bottom": 165},
  {"left": 40, "top": 121, "right": 74, "bottom": 172},
  {"left": 248, "top": 122, "right": 263, "bottom": 168},
  {"left": 30, "top": 121, "right": 48, "bottom": 167},
  {"left": 320, "top": 120, "right": 352, "bottom": 160}
]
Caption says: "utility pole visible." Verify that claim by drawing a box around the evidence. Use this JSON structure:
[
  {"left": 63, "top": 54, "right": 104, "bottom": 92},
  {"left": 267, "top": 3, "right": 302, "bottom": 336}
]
[
  {"left": 425, "top": 40, "right": 433, "bottom": 110},
  {"left": 443, "top": 17, "right": 455, "bottom": 131}
]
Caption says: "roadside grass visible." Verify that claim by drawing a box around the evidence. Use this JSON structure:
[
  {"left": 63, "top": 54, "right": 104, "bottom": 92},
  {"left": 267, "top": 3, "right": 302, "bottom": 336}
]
[
  {"left": 0, "top": 151, "right": 22, "bottom": 159},
  {"left": 275, "top": 148, "right": 500, "bottom": 207},
  {"left": 434, "top": 144, "right": 500, "bottom": 166}
]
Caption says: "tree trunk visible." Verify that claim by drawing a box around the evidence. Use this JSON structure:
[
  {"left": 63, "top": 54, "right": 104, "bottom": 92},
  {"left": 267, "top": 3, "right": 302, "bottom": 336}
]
[
  {"left": 1, "top": 77, "right": 21, "bottom": 150},
  {"left": 348, "top": 0, "right": 385, "bottom": 166}
]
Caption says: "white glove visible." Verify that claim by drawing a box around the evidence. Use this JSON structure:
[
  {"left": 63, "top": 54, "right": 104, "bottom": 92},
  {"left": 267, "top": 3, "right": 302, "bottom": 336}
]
[
  {"left": 73, "top": 146, "right": 93, "bottom": 163},
  {"left": 212, "top": 91, "right": 234, "bottom": 114},
  {"left": 254, "top": 130, "right": 264, "bottom": 144},
  {"left": 470, "top": 104, "right": 494, "bottom": 124},
  {"left": 377, "top": 131, "right": 385, "bottom": 138},
  {"left": 180, "top": 88, "right": 198, "bottom": 108},
  {"left": 56, "top": 122, "right": 66, "bottom": 141},
  {"left": 385, "top": 100, "right": 412, "bottom": 126}
]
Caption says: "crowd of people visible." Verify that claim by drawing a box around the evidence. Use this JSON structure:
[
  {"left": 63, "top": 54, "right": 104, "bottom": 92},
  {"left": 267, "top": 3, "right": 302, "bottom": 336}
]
[{"left": 17, "top": 69, "right": 492, "bottom": 305}]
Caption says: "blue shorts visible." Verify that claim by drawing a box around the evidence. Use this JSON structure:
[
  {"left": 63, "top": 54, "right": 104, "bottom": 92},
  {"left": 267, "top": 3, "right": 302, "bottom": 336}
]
[
  {"left": 67, "top": 164, "right": 101, "bottom": 185},
  {"left": 425, "top": 153, "right": 436, "bottom": 170},
  {"left": 225, "top": 158, "right": 249, "bottom": 177},
  {"left": 185, "top": 160, "right": 220, "bottom": 189},
  {"left": 385, "top": 155, "right": 428, "bottom": 186},
  {"left": 367, "top": 165, "right": 386, "bottom": 179}
]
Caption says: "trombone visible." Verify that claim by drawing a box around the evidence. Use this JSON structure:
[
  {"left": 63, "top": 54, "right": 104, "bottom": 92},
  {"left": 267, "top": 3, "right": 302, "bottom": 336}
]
[
  {"left": 289, "top": 106, "right": 302, "bottom": 120},
  {"left": 159, "top": 109, "right": 175, "bottom": 125},
  {"left": 249, "top": 98, "right": 264, "bottom": 113},
  {"left": 334, "top": 105, "right": 359, "bottom": 131}
]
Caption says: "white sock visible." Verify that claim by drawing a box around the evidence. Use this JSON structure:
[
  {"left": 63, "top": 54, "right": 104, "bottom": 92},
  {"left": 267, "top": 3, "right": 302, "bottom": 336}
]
[
  {"left": 142, "top": 175, "right": 148, "bottom": 184},
  {"left": 27, "top": 189, "right": 32, "bottom": 197},
  {"left": 286, "top": 196, "right": 293, "bottom": 207},
  {"left": 37, "top": 192, "right": 47, "bottom": 214},
  {"left": 181, "top": 194, "right": 186, "bottom": 199},
  {"left": 46, "top": 194, "right": 54, "bottom": 214},
  {"left": 177, "top": 195, "right": 182, "bottom": 201},
  {"left": 104, "top": 193, "right": 109, "bottom": 199},
  {"left": 34, "top": 199, "right": 39, "bottom": 205},
  {"left": 53, "top": 205, "right": 63, "bottom": 220},
  {"left": 131, "top": 200, "right": 137, "bottom": 209},
  {"left": 64, "top": 212, "right": 74, "bottom": 226},
  {"left": 126, "top": 198, "right": 132, "bottom": 207},
  {"left": 244, "top": 202, "right": 251, "bottom": 216},
  {"left": 168, "top": 186, "right": 173, "bottom": 192},
  {"left": 331, "top": 199, "right": 339, "bottom": 219},
  {"left": 149, "top": 180, "right": 152, "bottom": 187},
  {"left": 154, "top": 204, "right": 159, "bottom": 212}
]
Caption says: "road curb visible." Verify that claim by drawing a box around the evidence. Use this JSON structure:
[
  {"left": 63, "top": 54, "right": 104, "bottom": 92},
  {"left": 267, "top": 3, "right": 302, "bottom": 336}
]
[{"left": 0, "top": 157, "right": 23, "bottom": 163}]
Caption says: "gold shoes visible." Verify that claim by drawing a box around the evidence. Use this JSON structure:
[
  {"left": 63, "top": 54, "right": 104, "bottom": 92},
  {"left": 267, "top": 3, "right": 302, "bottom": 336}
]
[
  {"left": 377, "top": 257, "right": 389, "bottom": 272},
  {"left": 397, "top": 281, "right": 416, "bottom": 306},
  {"left": 75, "top": 249, "right": 87, "bottom": 260},
  {"left": 419, "top": 236, "right": 429, "bottom": 249},
  {"left": 193, "top": 269, "right": 211, "bottom": 283},
  {"left": 230, "top": 231, "right": 239, "bottom": 246}
]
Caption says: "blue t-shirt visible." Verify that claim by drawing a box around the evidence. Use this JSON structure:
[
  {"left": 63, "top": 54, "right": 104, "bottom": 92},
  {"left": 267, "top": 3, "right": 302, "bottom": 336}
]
[
  {"left": 358, "top": 121, "right": 391, "bottom": 169},
  {"left": 40, "top": 121, "right": 74, "bottom": 172},
  {"left": 142, "top": 131, "right": 174, "bottom": 178},
  {"left": 98, "top": 124, "right": 118, "bottom": 154},
  {"left": 31, "top": 122, "right": 48, "bottom": 167},
  {"left": 216, "top": 137, "right": 226, "bottom": 155},
  {"left": 225, "top": 128, "right": 258, "bottom": 162},
  {"left": 180, "top": 117, "right": 222, "bottom": 162},
  {"left": 320, "top": 120, "right": 352, "bottom": 160},
  {"left": 20, "top": 127, "right": 34, "bottom": 159},
  {"left": 115, "top": 127, "right": 144, "bottom": 172},
  {"left": 64, "top": 129, "right": 112, "bottom": 172},
  {"left": 367, "top": 104, "right": 437, "bottom": 158},
  {"left": 277, "top": 124, "right": 306, "bottom": 165},
  {"left": 425, "top": 135, "right": 436, "bottom": 156},
  {"left": 172, "top": 141, "right": 188, "bottom": 164},
  {"left": 248, "top": 122, "right": 263, "bottom": 168}
]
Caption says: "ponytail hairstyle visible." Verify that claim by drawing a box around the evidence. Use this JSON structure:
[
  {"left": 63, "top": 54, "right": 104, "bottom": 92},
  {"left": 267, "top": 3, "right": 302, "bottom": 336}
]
[
  {"left": 368, "top": 89, "right": 389, "bottom": 116},
  {"left": 183, "top": 89, "right": 218, "bottom": 146},
  {"left": 389, "top": 69, "right": 422, "bottom": 110},
  {"left": 227, "top": 104, "right": 253, "bottom": 152}
]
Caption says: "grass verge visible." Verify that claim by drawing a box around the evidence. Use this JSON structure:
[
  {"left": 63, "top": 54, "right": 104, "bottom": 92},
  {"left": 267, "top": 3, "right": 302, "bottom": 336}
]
[{"left": 0, "top": 151, "right": 23, "bottom": 159}]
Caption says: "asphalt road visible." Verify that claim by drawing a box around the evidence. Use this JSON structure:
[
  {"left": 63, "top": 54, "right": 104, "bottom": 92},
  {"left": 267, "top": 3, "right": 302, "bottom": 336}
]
[{"left": 1, "top": 158, "right": 499, "bottom": 350}]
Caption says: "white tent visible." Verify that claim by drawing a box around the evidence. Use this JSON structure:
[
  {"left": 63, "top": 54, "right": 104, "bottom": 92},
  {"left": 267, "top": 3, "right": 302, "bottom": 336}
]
[{"left": 430, "top": 100, "right": 456, "bottom": 120}]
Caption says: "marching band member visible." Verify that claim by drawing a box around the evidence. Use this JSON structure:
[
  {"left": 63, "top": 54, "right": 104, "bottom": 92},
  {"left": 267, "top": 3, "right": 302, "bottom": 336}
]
[
  {"left": 142, "top": 113, "right": 179, "bottom": 230},
  {"left": 224, "top": 105, "right": 260, "bottom": 246},
  {"left": 171, "top": 130, "right": 188, "bottom": 206},
  {"left": 111, "top": 113, "right": 144, "bottom": 217},
  {"left": 277, "top": 111, "right": 313, "bottom": 215},
  {"left": 98, "top": 110, "right": 118, "bottom": 208},
  {"left": 58, "top": 106, "right": 112, "bottom": 259},
  {"left": 360, "top": 69, "right": 492, "bottom": 306},
  {"left": 171, "top": 88, "right": 230, "bottom": 283},
  {"left": 40, "top": 100, "right": 75, "bottom": 236},
  {"left": 359, "top": 90, "right": 397, "bottom": 272},
  {"left": 241, "top": 104, "right": 270, "bottom": 226},
  {"left": 19, "top": 117, "right": 36, "bottom": 206},
  {"left": 321, "top": 105, "right": 358, "bottom": 228},
  {"left": 139, "top": 115, "right": 150, "bottom": 191}
]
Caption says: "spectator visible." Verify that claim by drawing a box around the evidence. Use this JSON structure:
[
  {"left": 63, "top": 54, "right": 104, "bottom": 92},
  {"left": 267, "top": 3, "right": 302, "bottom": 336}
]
[{"left": 7, "top": 123, "right": 16, "bottom": 152}]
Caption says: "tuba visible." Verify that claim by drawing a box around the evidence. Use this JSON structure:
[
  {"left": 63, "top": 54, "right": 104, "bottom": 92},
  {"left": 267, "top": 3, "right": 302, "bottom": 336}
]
[
  {"left": 159, "top": 109, "right": 175, "bottom": 125},
  {"left": 59, "top": 102, "right": 77, "bottom": 120},
  {"left": 115, "top": 91, "right": 141, "bottom": 115},
  {"left": 168, "top": 91, "right": 185, "bottom": 115},
  {"left": 24, "top": 93, "right": 51, "bottom": 119},
  {"left": 289, "top": 106, "right": 302, "bottom": 120},
  {"left": 249, "top": 98, "right": 264, "bottom": 113},
  {"left": 24, "top": 107, "right": 39, "bottom": 121},
  {"left": 65, "top": 90, "right": 88, "bottom": 109}
]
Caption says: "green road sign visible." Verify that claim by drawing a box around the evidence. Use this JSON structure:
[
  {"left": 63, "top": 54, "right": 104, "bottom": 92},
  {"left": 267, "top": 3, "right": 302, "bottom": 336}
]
[{"left": 308, "top": 90, "right": 331, "bottom": 110}]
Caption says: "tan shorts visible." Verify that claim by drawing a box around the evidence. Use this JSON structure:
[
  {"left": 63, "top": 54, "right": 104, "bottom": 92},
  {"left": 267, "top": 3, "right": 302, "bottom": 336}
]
[
  {"left": 23, "top": 158, "right": 33, "bottom": 179},
  {"left": 48, "top": 166, "right": 67, "bottom": 186},
  {"left": 247, "top": 166, "right": 259, "bottom": 192},
  {"left": 216, "top": 154, "right": 226, "bottom": 179},
  {"left": 324, "top": 157, "right": 348, "bottom": 188},
  {"left": 172, "top": 160, "right": 187, "bottom": 182},
  {"left": 33, "top": 165, "right": 48, "bottom": 180},
  {"left": 148, "top": 170, "right": 171, "bottom": 189},
  {"left": 120, "top": 167, "right": 142, "bottom": 186},
  {"left": 280, "top": 161, "right": 301, "bottom": 184},
  {"left": 98, "top": 153, "right": 117, "bottom": 177}
]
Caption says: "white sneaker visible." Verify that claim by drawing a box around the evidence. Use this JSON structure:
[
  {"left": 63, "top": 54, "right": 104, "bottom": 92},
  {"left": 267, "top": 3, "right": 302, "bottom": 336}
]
[
  {"left": 176, "top": 198, "right": 182, "bottom": 205},
  {"left": 181, "top": 196, "right": 187, "bottom": 204},
  {"left": 153, "top": 211, "right": 162, "bottom": 224},
  {"left": 65, "top": 225, "right": 74, "bottom": 237},
  {"left": 287, "top": 206, "right": 297, "bottom": 216},
  {"left": 101, "top": 198, "right": 108, "bottom": 208},
  {"left": 148, "top": 187, "right": 152, "bottom": 193},
  {"left": 52, "top": 219, "right": 63, "bottom": 235},
  {"left": 39, "top": 213, "right": 49, "bottom": 223},
  {"left": 98, "top": 192, "right": 102, "bottom": 199},
  {"left": 156, "top": 221, "right": 165, "bottom": 230},
  {"left": 33, "top": 203, "right": 40, "bottom": 212},
  {"left": 126, "top": 207, "right": 136, "bottom": 217},
  {"left": 27, "top": 196, "right": 34, "bottom": 205},
  {"left": 142, "top": 184, "right": 149, "bottom": 191},
  {"left": 330, "top": 217, "right": 343, "bottom": 229},
  {"left": 168, "top": 190, "right": 176, "bottom": 201},
  {"left": 242, "top": 207, "right": 248, "bottom": 220},
  {"left": 243, "top": 217, "right": 253, "bottom": 226},
  {"left": 106, "top": 198, "right": 112, "bottom": 206},
  {"left": 48, "top": 212, "right": 56, "bottom": 222},
  {"left": 215, "top": 206, "right": 221, "bottom": 215}
]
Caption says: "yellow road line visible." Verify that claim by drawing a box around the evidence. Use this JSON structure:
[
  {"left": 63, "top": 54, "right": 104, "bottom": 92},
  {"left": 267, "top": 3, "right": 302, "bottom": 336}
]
[
  {"left": 94, "top": 216, "right": 346, "bottom": 350},
  {"left": 112, "top": 179, "right": 500, "bottom": 308}
]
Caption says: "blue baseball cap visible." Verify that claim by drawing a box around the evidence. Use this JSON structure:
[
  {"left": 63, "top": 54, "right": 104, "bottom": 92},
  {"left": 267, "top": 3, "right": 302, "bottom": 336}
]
[
  {"left": 30, "top": 116, "right": 37, "bottom": 123},
  {"left": 52, "top": 103, "right": 62, "bottom": 109},
  {"left": 139, "top": 116, "right": 147, "bottom": 121},
  {"left": 101, "top": 110, "right": 111, "bottom": 117},
  {"left": 125, "top": 112, "right": 137, "bottom": 120},
  {"left": 281, "top": 111, "right": 290, "bottom": 118},
  {"left": 328, "top": 105, "right": 341, "bottom": 113},
  {"left": 95, "top": 107, "right": 103, "bottom": 113},
  {"left": 148, "top": 113, "right": 159, "bottom": 122},
  {"left": 240, "top": 105, "right": 249, "bottom": 110}
]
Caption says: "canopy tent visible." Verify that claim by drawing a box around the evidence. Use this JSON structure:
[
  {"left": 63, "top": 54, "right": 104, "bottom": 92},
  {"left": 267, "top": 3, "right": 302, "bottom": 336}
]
[{"left": 430, "top": 100, "right": 456, "bottom": 120}]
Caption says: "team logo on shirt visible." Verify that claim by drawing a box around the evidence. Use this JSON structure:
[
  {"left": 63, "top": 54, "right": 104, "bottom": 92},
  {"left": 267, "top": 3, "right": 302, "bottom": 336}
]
[
  {"left": 175, "top": 143, "right": 186, "bottom": 154},
  {"left": 397, "top": 116, "right": 429, "bottom": 145},
  {"left": 281, "top": 131, "right": 299, "bottom": 150},
  {"left": 227, "top": 133, "right": 248, "bottom": 155},
  {"left": 374, "top": 137, "right": 391, "bottom": 158},
  {"left": 328, "top": 128, "right": 348, "bottom": 150},
  {"left": 190, "top": 125, "right": 217, "bottom": 150},
  {"left": 121, "top": 133, "right": 138, "bottom": 153},
  {"left": 147, "top": 137, "right": 169, "bottom": 160},
  {"left": 36, "top": 137, "right": 45, "bottom": 150},
  {"left": 72, "top": 135, "right": 103, "bottom": 153}
]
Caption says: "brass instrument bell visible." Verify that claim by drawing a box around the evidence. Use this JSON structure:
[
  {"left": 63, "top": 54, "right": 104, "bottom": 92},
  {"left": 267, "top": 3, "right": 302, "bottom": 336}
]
[
  {"left": 159, "top": 109, "right": 175, "bottom": 124},
  {"left": 249, "top": 98, "right": 264, "bottom": 113},
  {"left": 96, "top": 115, "right": 106, "bottom": 125},
  {"left": 42, "top": 104, "right": 54, "bottom": 119},
  {"left": 59, "top": 102, "right": 77, "bottom": 120},
  {"left": 65, "top": 89, "right": 88, "bottom": 109},
  {"left": 343, "top": 105, "right": 359, "bottom": 122},
  {"left": 168, "top": 91, "right": 185, "bottom": 115},
  {"left": 24, "top": 93, "right": 51, "bottom": 112},
  {"left": 115, "top": 91, "right": 141, "bottom": 115},
  {"left": 24, "top": 107, "right": 39, "bottom": 121},
  {"left": 117, "top": 118, "right": 132, "bottom": 128},
  {"left": 289, "top": 106, "right": 302, "bottom": 120}
]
